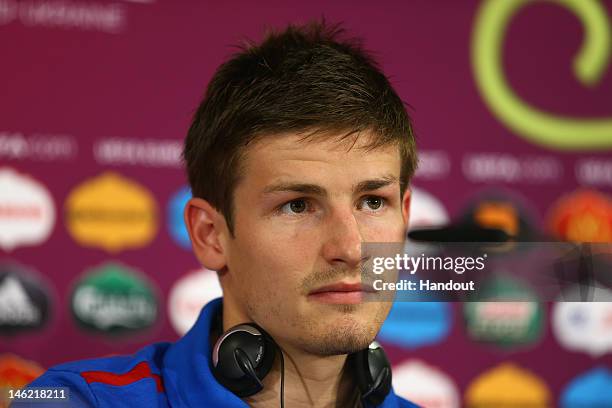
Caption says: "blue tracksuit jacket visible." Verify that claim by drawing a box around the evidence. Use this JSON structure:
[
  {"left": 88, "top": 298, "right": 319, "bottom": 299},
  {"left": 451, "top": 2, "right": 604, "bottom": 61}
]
[{"left": 14, "top": 298, "right": 419, "bottom": 407}]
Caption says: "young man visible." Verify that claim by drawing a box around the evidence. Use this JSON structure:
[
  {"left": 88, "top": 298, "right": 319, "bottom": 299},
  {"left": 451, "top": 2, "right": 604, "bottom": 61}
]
[{"left": 17, "top": 21, "right": 419, "bottom": 407}]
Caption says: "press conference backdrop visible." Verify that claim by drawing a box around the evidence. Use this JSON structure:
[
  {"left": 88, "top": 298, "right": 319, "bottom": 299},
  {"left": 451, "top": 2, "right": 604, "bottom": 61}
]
[{"left": 1, "top": 1, "right": 612, "bottom": 407}]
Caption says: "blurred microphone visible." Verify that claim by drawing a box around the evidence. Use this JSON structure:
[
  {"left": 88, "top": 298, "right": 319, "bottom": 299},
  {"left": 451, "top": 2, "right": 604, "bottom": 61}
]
[{"left": 407, "top": 225, "right": 512, "bottom": 243}]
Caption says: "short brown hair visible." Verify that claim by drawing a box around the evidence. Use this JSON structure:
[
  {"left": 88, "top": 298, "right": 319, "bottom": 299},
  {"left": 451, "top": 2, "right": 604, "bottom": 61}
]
[{"left": 183, "top": 19, "right": 418, "bottom": 237}]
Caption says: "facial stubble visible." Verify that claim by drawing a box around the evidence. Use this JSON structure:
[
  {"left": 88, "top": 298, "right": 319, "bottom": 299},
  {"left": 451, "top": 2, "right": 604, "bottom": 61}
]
[{"left": 245, "top": 267, "right": 390, "bottom": 357}]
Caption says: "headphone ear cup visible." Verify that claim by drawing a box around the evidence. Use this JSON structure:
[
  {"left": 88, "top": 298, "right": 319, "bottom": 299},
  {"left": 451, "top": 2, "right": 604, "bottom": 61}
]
[
  {"left": 212, "top": 324, "right": 276, "bottom": 397},
  {"left": 348, "top": 341, "right": 392, "bottom": 406}
]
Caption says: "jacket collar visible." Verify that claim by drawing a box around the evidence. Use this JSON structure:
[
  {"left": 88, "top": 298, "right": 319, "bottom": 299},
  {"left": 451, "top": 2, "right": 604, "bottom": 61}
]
[
  {"left": 162, "top": 297, "right": 246, "bottom": 407},
  {"left": 162, "top": 297, "right": 407, "bottom": 408}
]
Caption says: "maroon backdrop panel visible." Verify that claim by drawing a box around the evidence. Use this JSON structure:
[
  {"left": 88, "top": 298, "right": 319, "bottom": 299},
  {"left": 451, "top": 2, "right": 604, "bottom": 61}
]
[{"left": 1, "top": 0, "right": 611, "bottom": 406}]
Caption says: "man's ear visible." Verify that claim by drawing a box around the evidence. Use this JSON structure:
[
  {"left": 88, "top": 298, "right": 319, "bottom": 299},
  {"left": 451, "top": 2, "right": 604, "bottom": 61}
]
[
  {"left": 401, "top": 187, "right": 412, "bottom": 227},
  {"left": 184, "top": 197, "right": 227, "bottom": 271}
]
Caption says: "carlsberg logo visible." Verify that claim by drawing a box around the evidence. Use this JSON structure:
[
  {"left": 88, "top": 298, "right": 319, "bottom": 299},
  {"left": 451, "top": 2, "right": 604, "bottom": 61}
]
[
  {"left": 71, "top": 262, "right": 158, "bottom": 334},
  {"left": 73, "top": 286, "right": 156, "bottom": 329}
]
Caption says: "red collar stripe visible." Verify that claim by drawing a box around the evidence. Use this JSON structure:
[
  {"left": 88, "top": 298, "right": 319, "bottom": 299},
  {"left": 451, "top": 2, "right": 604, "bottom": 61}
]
[{"left": 80, "top": 361, "right": 164, "bottom": 392}]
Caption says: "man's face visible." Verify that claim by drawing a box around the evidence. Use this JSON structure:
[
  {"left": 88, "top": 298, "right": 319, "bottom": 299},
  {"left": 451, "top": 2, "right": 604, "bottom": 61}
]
[{"left": 220, "top": 131, "right": 409, "bottom": 356}]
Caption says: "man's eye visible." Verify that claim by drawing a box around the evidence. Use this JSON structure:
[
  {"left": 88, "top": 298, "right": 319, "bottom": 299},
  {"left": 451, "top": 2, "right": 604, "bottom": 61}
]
[
  {"left": 280, "top": 199, "right": 309, "bottom": 215},
  {"left": 361, "top": 196, "right": 385, "bottom": 211}
]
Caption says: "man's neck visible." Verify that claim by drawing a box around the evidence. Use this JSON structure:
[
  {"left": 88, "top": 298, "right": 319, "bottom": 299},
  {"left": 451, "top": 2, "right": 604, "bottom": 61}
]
[
  {"left": 243, "top": 346, "right": 360, "bottom": 408},
  {"left": 215, "top": 298, "right": 362, "bottom": 407}
]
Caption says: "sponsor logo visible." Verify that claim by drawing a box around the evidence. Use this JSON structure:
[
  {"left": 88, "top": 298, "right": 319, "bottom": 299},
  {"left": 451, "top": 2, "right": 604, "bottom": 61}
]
[
  {"left": 65, "top": 172, "right": 158, "bottom": 253},
  {"left": 93, "top": 138, "right": 182, "bottom": 168},
  {"left": 0, "top": 263, "right": 51, "bottom": 335},
  {"left": 465, "top": 363, "right": 551, "bottom": 407},
  {"left": 70, "top": 262, "right": 158, "bottom": 334},
  {"left": 575, "top": 158, "right": 612, "bottom": 188},
  {"left": 405, "top": 186, "right": 449, "bottom": 259},
  {"left": 0, "top": 354, "right": 44, "bottom": 401},
  {"left": 378, "top": 302, "right": 451, "bottom": 349},
  {"left": 553, "top": 290, "right": 612, "bottom": 356},
  {"left": 392, "top": 359, "right": 460, "bottom": 408},
  {"left": 464, "top": 276, "right": 544, "bottom": 348},
  {"left": 0, "top": 0, "right": 16, "bottom": 25},
  {"left": 561, "top": 367, "right": 612, "bottom": 408},
  {"left": 168, "top": 268, "right": 222, "bottom": 336},
  {"left": 0, "top": 131, "right": 77, "bottom": 162},
  {"left": 0, "top": 167, "right": 55, "bottom": 251},
  {"left": 462, "top": 153, "right": 562, "bottom": 183},
  {"left": 167, "top": 186, "right": 192, "bottom": 250},
  {"left": 413, "top": 150, "right": 451, "bottom": 180},
  {"left": 0, "top": 0, "right": 126, "bottom": 33},
  {"left": 547, "top": 189, "right": 612, "bottom": 242},
  {"left": 473, "top": 201, "right": 519, "bottom": 238},
  {"left": 408, "top": 186, "right": 449, "bottom": 231},
  {"left": 459, "top": 189, "right": 540, "bottom": 242}
]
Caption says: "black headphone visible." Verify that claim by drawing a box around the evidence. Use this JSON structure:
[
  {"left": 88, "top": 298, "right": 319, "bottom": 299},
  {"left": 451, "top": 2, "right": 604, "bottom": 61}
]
[{"left": 211, "top": 320, "right": 392, "bottom": 407}]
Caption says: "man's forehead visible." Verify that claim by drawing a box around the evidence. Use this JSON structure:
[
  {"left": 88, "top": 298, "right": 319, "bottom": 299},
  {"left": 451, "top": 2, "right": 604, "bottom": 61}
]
[
  {"left": 235, "top": 132, "right": 402, "bottom": 196},
  {"left": 244, "top": 131, "right": 400, "bottom": 164}
]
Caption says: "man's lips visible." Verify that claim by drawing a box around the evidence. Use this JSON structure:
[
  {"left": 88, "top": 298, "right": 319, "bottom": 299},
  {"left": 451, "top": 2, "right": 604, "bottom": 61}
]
[
  {"left": 307, "top": 281, "right": 376, "bottom": 304},
  {"left": 309, "top": 281, "right": 376, "bottom": 295}
]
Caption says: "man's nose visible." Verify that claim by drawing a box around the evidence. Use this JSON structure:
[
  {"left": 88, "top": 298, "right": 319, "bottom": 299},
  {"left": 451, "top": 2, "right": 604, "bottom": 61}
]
[{"left": 321, "top": 206, "right": 364, "bottom": 268}]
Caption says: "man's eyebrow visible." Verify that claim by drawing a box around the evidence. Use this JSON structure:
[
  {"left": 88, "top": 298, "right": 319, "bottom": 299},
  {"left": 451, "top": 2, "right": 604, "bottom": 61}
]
[
  {"left": 262, "top": 183, "right": 327, "bottom": 196},
  {"left": 353, "top": 175, "right": 398, "bottom": 194},
  {"left": 262, "top": 175, "right": 398, "bottom": 197}
]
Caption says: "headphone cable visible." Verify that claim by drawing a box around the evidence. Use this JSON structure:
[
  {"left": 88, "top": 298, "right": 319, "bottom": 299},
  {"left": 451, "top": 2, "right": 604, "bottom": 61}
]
[{"left": 279, "top": 348, "right": 285, "bottom": 408}]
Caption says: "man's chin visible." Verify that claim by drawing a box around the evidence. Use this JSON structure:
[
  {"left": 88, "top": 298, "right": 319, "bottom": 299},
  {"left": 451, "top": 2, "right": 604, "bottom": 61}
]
[
  {"left": 316, "top": 302, "right": 361, "bottom": 314},
  {"left": 300, "top": 317, "right": 379, "bottom": 356},
  {"left": 303, "top": 332, "right": 374, "bottom": 356},
  {"left": 308, "top": 296, "right": 382, "bottom": 313}
]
